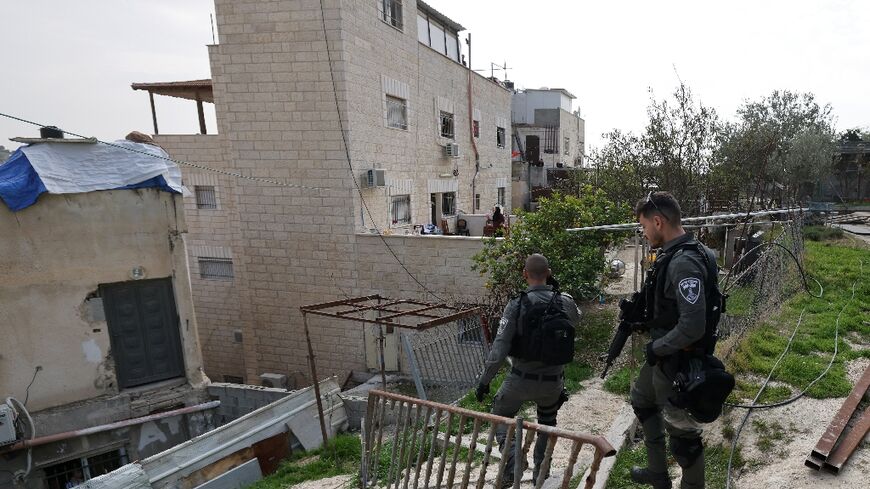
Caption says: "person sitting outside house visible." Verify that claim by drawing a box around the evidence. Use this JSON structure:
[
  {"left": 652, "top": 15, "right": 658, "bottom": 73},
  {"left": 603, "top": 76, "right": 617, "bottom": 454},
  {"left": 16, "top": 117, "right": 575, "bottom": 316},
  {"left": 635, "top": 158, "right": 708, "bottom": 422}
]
[{"left": 492, "top": 206, "right": 506, "bottom": 236}]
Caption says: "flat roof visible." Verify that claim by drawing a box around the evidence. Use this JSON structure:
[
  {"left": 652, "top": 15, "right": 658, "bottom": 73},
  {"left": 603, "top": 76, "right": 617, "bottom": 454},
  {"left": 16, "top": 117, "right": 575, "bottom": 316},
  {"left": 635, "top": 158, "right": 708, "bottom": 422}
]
[
  {"left": 131, "top": 79, "right": 213, "bottom": 103},
  {"left": 522, "top": 88, "right": 577, "bottom": 99},
  {"left": 417, "top": 0, "right": 465, "bottom": 32}
]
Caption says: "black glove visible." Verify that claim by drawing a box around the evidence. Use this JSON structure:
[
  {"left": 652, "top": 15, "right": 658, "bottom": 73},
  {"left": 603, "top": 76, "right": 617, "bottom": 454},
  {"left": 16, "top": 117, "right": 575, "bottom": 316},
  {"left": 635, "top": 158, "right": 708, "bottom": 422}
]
[
  {"left": 475, "top": 383, "right": 490, "bottom": 402},
  {"left": 645, "top": 342, "right": 660, "bottom": 366}
]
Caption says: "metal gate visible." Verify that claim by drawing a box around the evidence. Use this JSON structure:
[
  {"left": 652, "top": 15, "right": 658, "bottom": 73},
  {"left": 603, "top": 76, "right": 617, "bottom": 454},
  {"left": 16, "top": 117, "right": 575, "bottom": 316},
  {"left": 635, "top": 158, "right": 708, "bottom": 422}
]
[
  {"left": 401, "top": 317, "right": 489, "bottom": 403},
  {"left": 361, "top": 389, "right": 616, "bottom": 489},
  {"left": 101, "top": 278, "right": 185, "bottom": 388}
]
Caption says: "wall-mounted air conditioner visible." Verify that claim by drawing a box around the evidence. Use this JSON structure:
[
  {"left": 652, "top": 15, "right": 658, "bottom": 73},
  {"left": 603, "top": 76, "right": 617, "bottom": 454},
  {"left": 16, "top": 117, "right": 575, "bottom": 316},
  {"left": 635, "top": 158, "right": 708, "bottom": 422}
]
[
  {"left": 444, "top": 143, "right": 460, "bottom": 158},
  {"left": 363, "top": 169, "right": 386, "bottom": 187}
]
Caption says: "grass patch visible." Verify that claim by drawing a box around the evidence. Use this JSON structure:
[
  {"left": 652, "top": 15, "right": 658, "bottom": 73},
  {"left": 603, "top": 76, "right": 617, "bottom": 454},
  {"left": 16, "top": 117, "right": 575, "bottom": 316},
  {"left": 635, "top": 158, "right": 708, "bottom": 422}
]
[
  {"left": 726, "top": 379, "right": 793, "bottom": 405},
  {"left": 248, "top": 434, "right": 360, "bottom": 489},
  {"left": 752, "top": 419, "right": 794, "bottom": 454},
  {"left": 803, "top": 225, "right": 844, "bottom": 241},
  {"left": 727, "top": 239, "right": 870, "bottom": 399},
  {"left": 606, "top": 441, "right": 743, "bottom": 489},
  {"left": 603, "top": 366, "right": 635, "bottom": 396}
]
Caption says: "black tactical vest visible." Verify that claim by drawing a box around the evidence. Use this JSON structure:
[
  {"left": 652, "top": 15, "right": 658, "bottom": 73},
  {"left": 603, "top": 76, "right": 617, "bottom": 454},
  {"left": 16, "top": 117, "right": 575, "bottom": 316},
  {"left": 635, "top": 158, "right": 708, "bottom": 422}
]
[{"left": 643, "top": 239, "right": 725, "bottom": 354}]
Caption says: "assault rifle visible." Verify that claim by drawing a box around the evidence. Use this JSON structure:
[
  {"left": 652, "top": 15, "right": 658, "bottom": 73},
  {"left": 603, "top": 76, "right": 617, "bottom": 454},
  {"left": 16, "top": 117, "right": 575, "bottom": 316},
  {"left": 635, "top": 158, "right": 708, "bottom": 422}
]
[{"left": 599, "top": 291, "right": 647, "bottom": 378}]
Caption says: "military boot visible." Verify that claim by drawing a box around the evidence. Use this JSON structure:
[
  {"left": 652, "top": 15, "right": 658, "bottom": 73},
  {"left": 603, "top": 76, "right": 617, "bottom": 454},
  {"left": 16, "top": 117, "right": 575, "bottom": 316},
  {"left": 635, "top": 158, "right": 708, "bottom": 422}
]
[{"left": 630, "top": 467, "right": 672, "bottom": 489}]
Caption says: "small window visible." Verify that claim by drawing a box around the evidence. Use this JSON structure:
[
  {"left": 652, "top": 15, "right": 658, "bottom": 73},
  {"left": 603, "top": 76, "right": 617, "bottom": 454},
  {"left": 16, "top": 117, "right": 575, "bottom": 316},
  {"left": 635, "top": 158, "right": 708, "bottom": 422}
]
[
  {"left": 429, "top": 20, "right": 446, "bottom": 54},
  {"left": 195, "top": 185, "right": 217, "bottom": 209},
  {"left": 564, "top": 137, "right": 570, "bottom": 155},
  {"left": 475, "top": 193, "right": 481, "bottom": 211},
  {"left": 496, "top": 127, "right": 506, "bottom": 148},
  {"left": 442, "top": 192, "right": 456, "bottom": 216},
  {"left": 472, "top": 120, "right": 480, "bottom": 138},
  {"left": 43, "top": 448, "right": 129, "bottom": 488},
  {"left": 199, "top": 258, "right": 234, "bottom": 280},
  {"left": 223, "top": 375, "right": 244, "bottom": 384},
  {"left": 391, "top": 194, "right": 411, "bottom": 225},
  {"left": 497, "top": 187, "right": 506, "bottom": 206},
  {"left": 381, "top": 0, "right": 403, "bottom": 30},
  {"left": 416, "top": 14, "right": 429, "bottom": 44},
  {"left": 446, "top": 33, "right": 459, "bottom": 61},
  {"left": 386, "top": 95, "right": 407, "bottom": 129},
  {"left": 440, "top": 111, "right": 454, "bottom": 139}
]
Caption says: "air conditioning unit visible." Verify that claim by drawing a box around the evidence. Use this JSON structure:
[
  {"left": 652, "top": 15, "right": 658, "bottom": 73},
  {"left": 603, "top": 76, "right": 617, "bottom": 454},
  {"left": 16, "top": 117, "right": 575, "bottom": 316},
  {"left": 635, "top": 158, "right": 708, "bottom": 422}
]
[
  {"left": 363, "top": 169, "right": 386, "bottom": 187},
  {"left": 444, "top": 143, "right": 461, "bottom": 158},
  {"left": 0, "top": 404, "right": 18, "bottom": 446},
  {"left": 260, "top": 373, "right": 289, "bottom": 390}
]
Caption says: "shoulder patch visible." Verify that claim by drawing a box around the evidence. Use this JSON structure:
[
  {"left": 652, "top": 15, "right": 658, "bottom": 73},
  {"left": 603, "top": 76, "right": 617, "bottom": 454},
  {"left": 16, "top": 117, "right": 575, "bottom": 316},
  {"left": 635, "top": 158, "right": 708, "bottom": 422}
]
[{"left": 678, "top": 277, "right": 702, "bottom": 304}]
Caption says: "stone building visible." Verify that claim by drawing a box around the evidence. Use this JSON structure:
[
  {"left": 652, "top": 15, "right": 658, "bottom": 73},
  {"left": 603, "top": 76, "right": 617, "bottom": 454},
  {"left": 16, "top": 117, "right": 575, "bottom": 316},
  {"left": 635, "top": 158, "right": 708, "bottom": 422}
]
[
  {"left": 511, "top": 88, "right": 585, "bottom": 210},
  {"left": 0, "top": 139, "right": 213, "bottom": 489},
  {"left": 131, "top": 0, "right": 511, "bottom": 386}
]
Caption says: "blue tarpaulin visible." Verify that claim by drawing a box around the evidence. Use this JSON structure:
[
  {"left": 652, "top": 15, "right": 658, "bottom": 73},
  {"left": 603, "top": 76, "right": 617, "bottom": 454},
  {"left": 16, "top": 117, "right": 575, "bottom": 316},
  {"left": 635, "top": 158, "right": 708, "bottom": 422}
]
[{"left": 0, "top": 142, "right": 183, "bottom": 211}]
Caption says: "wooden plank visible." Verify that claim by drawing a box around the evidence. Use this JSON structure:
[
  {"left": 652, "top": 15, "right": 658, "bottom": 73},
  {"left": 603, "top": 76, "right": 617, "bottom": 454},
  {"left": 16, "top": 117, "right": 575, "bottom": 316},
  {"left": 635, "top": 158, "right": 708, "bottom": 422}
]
[
  {"left": 179, "top": 447, "right": 254, "bottom": 488},
  {"left": 253, "top": 431, "right": 291, "bottom": 476}
]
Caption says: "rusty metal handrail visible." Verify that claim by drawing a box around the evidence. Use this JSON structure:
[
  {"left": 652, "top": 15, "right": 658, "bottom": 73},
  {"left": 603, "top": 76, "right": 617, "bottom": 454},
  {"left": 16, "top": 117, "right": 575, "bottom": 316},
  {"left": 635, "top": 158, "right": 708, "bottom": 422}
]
[{"left": 361, "top": 389, "right": 616, "bottom": 489}]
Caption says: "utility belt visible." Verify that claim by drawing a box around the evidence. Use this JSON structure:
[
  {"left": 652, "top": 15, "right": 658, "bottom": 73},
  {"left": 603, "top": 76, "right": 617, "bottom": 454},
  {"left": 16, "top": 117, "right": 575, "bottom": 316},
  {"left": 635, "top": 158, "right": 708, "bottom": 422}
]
[{"left": 510, "top": 367, "right": 564, "bottom": 382}]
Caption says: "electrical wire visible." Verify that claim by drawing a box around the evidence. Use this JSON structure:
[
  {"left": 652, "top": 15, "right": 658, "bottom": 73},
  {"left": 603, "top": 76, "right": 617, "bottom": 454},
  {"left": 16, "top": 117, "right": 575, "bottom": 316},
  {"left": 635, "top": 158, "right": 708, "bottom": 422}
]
[
  {"left": 22, "top": 367, "right": 40, "bottom": 407},
  {"left": 316, "top": 0, "right": 443, "bottom": 302},
  {"left": 0, "top": 112, "right": 341, "bottom": 193},
  {"left": 720, "top": 241, "right": 823, "bottom": 298},
  {"left": 724, "top": 309, "right": 805, "bottom": 489}
]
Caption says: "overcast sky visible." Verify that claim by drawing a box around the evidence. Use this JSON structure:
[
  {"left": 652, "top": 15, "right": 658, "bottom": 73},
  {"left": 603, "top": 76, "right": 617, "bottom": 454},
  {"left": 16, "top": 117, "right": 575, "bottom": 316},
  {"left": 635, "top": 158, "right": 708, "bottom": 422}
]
[{"left": 1, "top": 0, "right": 868, "bottom": 153}]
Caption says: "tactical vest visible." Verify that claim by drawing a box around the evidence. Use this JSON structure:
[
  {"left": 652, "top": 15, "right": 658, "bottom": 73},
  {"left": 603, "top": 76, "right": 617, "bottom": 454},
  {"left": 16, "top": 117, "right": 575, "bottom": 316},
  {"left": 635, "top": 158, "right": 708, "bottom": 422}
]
[
  {"left": 643, "top": 239, "right": 725, "bottom": 354},
  {"left": 509, "top": 290, "right": 576, "bottom": 365}
]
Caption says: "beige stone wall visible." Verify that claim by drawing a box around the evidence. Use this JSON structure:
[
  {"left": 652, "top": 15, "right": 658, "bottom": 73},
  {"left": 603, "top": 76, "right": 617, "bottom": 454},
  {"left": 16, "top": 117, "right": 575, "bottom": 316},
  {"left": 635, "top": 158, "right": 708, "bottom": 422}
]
[
  {"left": 166, "top": 0, "right": 507, "bottom": 384},
  {"left": 0, "top": 190, "right": 205, "bottom": 412},
  {"left": 156, "top": 134, "right": 248, "bottom": 382}
]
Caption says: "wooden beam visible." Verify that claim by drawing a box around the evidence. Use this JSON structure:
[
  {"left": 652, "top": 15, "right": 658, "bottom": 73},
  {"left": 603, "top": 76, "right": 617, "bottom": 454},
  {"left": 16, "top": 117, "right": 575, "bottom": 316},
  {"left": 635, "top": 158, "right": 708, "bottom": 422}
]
[
  {"left": 149, "top": 91, "right": 159, "bottom": 135},
  {"left": 196, "top": 93, "right": 207, "bottom": 134}
]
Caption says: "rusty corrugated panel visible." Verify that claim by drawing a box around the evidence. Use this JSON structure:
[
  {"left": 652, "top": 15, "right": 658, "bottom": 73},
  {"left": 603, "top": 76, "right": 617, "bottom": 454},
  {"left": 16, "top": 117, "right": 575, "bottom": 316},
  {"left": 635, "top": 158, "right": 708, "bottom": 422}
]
[{"left": 253, "top": 431, "right": 291, "bottom": 476}]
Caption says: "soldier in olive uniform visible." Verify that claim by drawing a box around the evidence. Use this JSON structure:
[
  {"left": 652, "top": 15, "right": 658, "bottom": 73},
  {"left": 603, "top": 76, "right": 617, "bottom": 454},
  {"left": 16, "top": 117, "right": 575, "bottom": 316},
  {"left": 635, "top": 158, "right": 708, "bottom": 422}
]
[
  {"left": 475, "top": 254, "right": 581, "bottom": 486},
  {"left": 630, "top": 192, "right": 716, "bottom": 489}
]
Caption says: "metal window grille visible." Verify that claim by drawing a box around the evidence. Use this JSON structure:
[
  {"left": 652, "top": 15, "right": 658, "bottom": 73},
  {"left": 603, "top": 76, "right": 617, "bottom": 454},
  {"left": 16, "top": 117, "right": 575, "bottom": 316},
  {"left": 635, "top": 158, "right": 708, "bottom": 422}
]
[
  {"left": 391, "top": 194, "right": 411, "bottom": 225},
  {"left": 472, "top": 120, "right": 479, "bottom": 138},
  {"left": 442, "top": 192, "right": 456, "bottom": 216},
  {"left": 474, "top": 193, "right": 481, "bottom": 211},
  {"left": 194, "top": 185, "right": 217, "bottom": 209},
  {"left": 496, "top": 127, "right": 506, "bottom": 148},
  {"left": 199, "top": 257, "right": 234, "bottom": 280},
  {"left": 381, "top": 0, "right": 403, "bottom": 29},
  {"left": 440, "top": 111, "right": 454, "bottom": 139},
  {"left": 497, "top": 187, "right": 505, "bottom": 206},
  {"left": 42, "top": 448, "right": 128, "bottom": 489},
  {"left": 386, "top": 96, "right": 408, "bottom": 130}
]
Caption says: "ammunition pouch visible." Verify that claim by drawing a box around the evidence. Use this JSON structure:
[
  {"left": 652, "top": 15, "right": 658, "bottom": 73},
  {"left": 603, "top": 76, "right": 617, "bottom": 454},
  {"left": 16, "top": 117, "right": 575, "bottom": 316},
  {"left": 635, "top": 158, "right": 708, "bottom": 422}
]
[{"left": 668, "top": 352, "right": 735, "bottom": 423}]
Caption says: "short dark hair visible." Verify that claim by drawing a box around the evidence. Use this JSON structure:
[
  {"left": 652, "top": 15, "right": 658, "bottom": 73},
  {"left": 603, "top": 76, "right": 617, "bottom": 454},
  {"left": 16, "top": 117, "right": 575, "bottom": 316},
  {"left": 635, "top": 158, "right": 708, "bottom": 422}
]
[
  {"left": 524, "top": 254, "right": 550, "bottom": 280},
  {"left": 635, "top": 191, "right": 682, "bottom": 224}
]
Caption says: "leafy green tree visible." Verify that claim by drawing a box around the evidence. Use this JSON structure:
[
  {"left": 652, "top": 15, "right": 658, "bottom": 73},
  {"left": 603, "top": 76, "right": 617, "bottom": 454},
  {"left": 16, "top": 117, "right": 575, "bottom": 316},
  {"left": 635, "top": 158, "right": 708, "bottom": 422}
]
[
  {"left": 717, "top": 91, "right": 835, "bottom": 207},
  {"left": 472, "top": 186, "right": 630, "bottom": 303},
  {"left": 592, "top": 82, "right": 721, "bottom": 214}
]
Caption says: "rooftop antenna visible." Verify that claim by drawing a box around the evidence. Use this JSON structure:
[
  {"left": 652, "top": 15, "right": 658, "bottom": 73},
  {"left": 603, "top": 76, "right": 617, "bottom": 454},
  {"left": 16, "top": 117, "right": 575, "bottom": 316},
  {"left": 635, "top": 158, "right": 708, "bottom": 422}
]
[{"left": 473, "top": 61, "right": 511, "bottom": 80}]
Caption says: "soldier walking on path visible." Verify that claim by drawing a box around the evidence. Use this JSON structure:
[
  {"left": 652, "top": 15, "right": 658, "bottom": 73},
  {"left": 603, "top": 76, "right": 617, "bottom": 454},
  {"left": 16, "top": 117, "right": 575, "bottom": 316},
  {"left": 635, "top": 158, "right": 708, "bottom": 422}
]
[{"left": 475, "top": 253, "right": 581, "bottom": 487}]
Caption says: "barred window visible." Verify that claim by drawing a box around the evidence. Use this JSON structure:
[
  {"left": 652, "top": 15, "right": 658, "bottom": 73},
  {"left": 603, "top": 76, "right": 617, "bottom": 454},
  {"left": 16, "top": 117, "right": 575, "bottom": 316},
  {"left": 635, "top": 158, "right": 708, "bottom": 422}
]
[
  {"left": 391, "top": 194, "right": 411, "bottom": 225},
  {"left": 381, "top": 0, "right": 403, "bottom": 30},
  {"left": 497, "top": 187, "right": 506, "bottom": 206},
  {"left": 472, "top": 120, "right": 480, "bottom": 138},
  {"left": 195, "top": 185, "right": 217, "bottom": 209},
  {"left": 42, "top": 448, "right": 128, "bottom": 488},
  {"left": 199, "top": 257, "right": 234, "bottom": 280},
  {"left": 442, "top": 192, "right": 456, "bottom": 216},
  {"left": 386, "top": 95, "right": 408, "bottom": 130},
  {"left": 496, "top": 127, "right": 506, "bottom": 148},
  {"left": 440, "top": 111, "right": 454, "bottom": 139}
]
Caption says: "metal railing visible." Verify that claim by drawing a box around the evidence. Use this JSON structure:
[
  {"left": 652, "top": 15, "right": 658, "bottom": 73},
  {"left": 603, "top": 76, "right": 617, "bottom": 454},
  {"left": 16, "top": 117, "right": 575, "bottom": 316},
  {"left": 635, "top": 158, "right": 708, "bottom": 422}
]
[{"left": 361, "top": 390, "right": 616, "bottom": 489}]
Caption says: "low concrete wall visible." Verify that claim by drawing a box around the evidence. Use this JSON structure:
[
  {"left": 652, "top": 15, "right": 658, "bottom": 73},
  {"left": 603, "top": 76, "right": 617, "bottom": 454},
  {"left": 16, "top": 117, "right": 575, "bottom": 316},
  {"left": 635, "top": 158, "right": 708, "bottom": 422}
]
[{"left": 207, "top": 383, "right": 293, "bottom": 424}]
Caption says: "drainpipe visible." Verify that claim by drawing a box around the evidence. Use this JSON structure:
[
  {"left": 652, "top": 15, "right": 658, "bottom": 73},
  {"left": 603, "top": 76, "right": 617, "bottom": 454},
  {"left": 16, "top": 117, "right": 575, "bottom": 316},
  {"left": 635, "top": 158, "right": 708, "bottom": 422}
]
[
  {"left": 0, "top": 400, "right": 220, "bottom": 454},
  {"left": 466, "top": 33, "right": 480, "bottom": 213}
]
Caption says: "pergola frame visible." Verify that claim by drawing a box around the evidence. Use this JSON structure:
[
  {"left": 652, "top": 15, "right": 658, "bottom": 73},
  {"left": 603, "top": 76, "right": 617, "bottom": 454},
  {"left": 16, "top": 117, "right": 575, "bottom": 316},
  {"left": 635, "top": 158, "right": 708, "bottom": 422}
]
[{"left": 298, "top": 295, "right": 486, "bottom": 445}]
